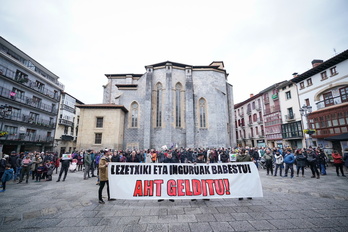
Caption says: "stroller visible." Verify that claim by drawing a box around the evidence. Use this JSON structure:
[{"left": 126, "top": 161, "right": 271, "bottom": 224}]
[{"left": 69, "top": 159, "right": 77, "bottom": 172}]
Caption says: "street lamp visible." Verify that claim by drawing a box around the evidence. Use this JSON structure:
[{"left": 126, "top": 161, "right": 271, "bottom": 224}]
[{"left": 299, "top": 105, "right": 313, "bottom": 148}]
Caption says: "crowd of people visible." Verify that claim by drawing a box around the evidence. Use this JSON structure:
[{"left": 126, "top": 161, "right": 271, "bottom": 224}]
[{"left": 1, "top": 147, "right": 347, "bottom": 198}]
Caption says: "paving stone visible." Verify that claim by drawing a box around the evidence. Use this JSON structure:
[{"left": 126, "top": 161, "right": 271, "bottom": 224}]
[
  {"left": 248, "top": 219, "right": 278, "bottom": 230},
  {"left": 169, "top": 223, "right": 190, "bottom": 232},
  {"left": 189, "top": 222, "right": 213, "bottom": 232},
  {"left": 229, "top": 220, "right": 256, "bottom": 231},
  {"left": 209, "top": 221, "right": 234, "bottom": 231},
  {"left": 146, "top": 223, "right": 168, "bottom": 232}
]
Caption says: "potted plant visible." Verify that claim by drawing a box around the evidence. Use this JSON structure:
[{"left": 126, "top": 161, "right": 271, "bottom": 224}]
[
  {"left": 303, "top": 129, "right": 316, "bottom": 135},
  {"left": 0, "top": 131, "right": 9, "bottom": 137}
]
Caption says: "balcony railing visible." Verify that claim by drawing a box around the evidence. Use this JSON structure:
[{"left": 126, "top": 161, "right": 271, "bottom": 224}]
[
  {"left": 0, "top": 112, "right": 55, "bottom": 129},
  {"left": 59, "top": 118, "right": 74, "bottom": 127},
  {"left": 0, "top": 64, "right": 61, "bottom": 101},
  {"left": 285, "top": 113, "right": 295, "bottom": 121},
  {"left": 0, "top": 86, "right": 58, "bottom": 114},
  {"left": 246, "top": 109, "right": 252, "bottom": 115},
  {"left": 316, "top": 95, "right": 347, "bottom": 110},
  {"left": 0, "top": 133, "right": 54, "bottom": 143},
  {"left": 60, "top": 103, "right": 75, "bottom": 114}
]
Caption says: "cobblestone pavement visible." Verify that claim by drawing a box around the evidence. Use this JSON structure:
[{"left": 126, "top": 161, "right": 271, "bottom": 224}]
[{"left": 0, "top": 165, "right": 347, "bottom": 232}]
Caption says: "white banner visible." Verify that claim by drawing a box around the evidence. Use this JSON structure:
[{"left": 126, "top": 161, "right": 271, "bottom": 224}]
[{"left": 108, "top": 162, "right": 263, "bottom": 200}]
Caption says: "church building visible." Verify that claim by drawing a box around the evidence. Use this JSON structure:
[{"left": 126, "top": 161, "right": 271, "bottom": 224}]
[{"left": 78, "top": 61, "right": 236, "bottom": 151}]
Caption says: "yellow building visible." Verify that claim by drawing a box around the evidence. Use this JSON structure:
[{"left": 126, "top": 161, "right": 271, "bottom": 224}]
[{"left": 76, "top": 104, "right": 127, "bottom": 151}]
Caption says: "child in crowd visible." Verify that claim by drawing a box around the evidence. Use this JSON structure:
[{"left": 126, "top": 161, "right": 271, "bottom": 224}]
[
  {"left": 36, "top": 163, "right": 45, "bottom": 182},
  {"left": 46, "top": 161, "right": 55, "bottom": 181},
  {"left": 1, "top": 164, "right": 14, "bottom": 192}
]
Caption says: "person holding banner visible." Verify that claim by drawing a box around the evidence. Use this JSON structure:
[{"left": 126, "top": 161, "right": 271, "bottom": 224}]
[
  {"left": 98, "top": 153, "right": 115, "bottom": 204},
  {"left": 56, "top": 154, "right": 72, "bottom": 182},
  {"left": 236, "top": 149, "right": 253, "bottom": 201}
]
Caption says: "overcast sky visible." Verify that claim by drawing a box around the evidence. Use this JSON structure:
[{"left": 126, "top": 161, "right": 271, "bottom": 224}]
[{"left": 1, "top": 0, "right": 348, "bottom": 104}]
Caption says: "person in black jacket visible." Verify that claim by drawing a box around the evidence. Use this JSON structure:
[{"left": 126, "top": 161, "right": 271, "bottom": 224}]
[{"left": 56, "top": 155, "right": 72, "bottom": 182}]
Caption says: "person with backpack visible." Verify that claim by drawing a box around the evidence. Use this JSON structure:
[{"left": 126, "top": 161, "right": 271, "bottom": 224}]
[
  {"left": 283, "top": 149, "right": 295, "bottom": 178},
  {"left": 0, "top": 164, "right": 14, "bottom": 192},
  {"left": 274, "top": 151, "right": 284, "bottom": 177},
  {"left": 306, "top": 147, "right": 320, "bottom": 179}
]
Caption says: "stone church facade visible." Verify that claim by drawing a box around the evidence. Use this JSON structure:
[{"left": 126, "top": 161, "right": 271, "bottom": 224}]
[{"left": 103, "top": 61, "right": 236, "bottom": 150}]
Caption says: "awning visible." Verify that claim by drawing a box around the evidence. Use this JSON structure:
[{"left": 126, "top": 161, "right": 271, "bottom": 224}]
[{"left": 324, "top": 133, "right": 348, "bottom": 141}]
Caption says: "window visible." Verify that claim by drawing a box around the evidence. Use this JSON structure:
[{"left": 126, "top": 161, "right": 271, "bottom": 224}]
[
  {"left": 64, "top": 126, "right": 68, "bottom": 134},
  {"left": 156, "top": 83, "right": 162, "bottom": 127},
  {"left": 15, "top": 70, "right": 28, "bottom": 82},
  {"left": 321, "top": 71, "right": 327, "bottom": 80},
  {"left": 259, "top": 112, "right": 262, "bottom": 121},
  {"left": 95, "top": 133, "right": 102, "bottom": 144},
  {"left": 36, "top": 81, "right": 45, "bottom": 91},
  {"left": 252, "top": 101, "right": 255, "bottom": 110},
  {"left": 32, "top": 96, "right": 42, "bottom": 107},
  {"left": 287, "top": 107, "right": 294, "bottom": 119},
  {"left": 11, "top": 88, "right": 25, "bottom": 100},
  {"left": 253, "top": 113, "right": 257, "bottom": 122},
  {"left": 307, "top": 78, "right": 312, "bottom": 86},
  {"left": 96, "top": 117, "right": 103, "bottom": 128},
  {"left": 4, "top": 125, "right": 17, "bottom": 135},
  {"left": 131, "top": 102, "right": 138, "bottom": 127},
  {"left": 199, "top": 98, "right": 207, "bottom": 128},
  {"left": 340, "top": 86, "right": 348, "bottom": 103},
  {"left": 323, "top": 92, "right": 334, "bottom": 107},
  {"left": 29, "top": 112, "right": 39, "bottom": 123},
  {"left": 330, "top": 66, "right": 337, "bottom": 76},
  {"left": 300, "top": 82, "right": 305, "bottom": 89},
  {"left": 305, "top": 98, "right": 310, "bottom": 106},
  {"left": 255, "top": 126, "right": 259, "bottom": 135},
  {"left": 175, "top": 83, "right": 182, "bottom": 127},
  {"left": 248, "top": 115, "right": 252, "bottom": 124},
  {"left": 285, "top": 91, "right": 291, "bottom": 100}
]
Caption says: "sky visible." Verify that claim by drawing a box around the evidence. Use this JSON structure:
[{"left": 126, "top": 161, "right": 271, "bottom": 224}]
[{"left": 1, "top": 0, "right": 348, "bottom": 104}]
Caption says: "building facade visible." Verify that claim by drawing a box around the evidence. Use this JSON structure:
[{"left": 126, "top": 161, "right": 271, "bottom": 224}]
[
  {"left": 259, "top": 81, "right": 287, "bottom": 148},
  {"left": 0, "top": 36, "right": 64, "bottom": 155},
  {"left": 76, "top": 104, "right": 128, "bottom": 151},
  {"left": 54, "top": 92, "right": 83, "bottom": 155},
  {"left": 292, "top": 50, "right": 348, "bottom": 153},
  {"left": 100, "top": 61, "right": 235, "bottom": 150},
  {"left": 234, "top": 94, "right": 265, "bottom": 148},
  {"left": 278, "top": 80, "right": 304, "bottom": 148}
]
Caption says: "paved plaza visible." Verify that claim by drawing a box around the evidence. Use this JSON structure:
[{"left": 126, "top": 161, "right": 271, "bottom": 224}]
[{"left": 0, "top": 164, "right": 347, "bottom": 232}]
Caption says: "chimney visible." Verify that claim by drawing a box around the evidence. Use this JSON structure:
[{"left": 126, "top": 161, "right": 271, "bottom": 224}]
[
  {"left": 250, "top": 93, "right": 254, "bottom": 98},
  {"left": 311, "top": 59, "right": 323, "bottom": 68}
]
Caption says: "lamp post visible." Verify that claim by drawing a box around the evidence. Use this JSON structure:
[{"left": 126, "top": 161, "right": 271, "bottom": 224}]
[{"left": 299, "top": 105, "right": 312, "bottom": 148}]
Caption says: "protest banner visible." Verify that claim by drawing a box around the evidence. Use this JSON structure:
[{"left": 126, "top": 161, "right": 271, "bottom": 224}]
[
  {"left": 108, "top": 162, "right": 263, "bottom": 200},
  {"left": 61, "top": 153, "right": 72, "bottom": 160}
]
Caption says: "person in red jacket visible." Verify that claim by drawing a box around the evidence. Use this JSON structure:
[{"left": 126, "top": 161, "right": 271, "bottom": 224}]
[{"left": 331, "top": 150, "right": 346, "bottom": 177}]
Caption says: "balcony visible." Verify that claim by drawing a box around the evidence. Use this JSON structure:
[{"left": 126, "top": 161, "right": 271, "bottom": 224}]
[
  {"left": 58, "top": 118, "right": 74, "bottom": 127},
  {"left": 0, "top": 64, "right": 61, "bottom": 101},
  {"left": 0, "top": 86, "right": 58, "bottom": 114},
  {"left": 61, "top": 135, "right": 74, "bottom": 141},
  {"left": 248, "top": 123, "right": 253, "bottom": 127},
  {"left": 255, "top": 107, "right": 261, "bottom": 112},
  {"left": 60, "top": 103, "right": 75, "bottom": 114},
  {"left": 257, "top": 120, "right": 263, "bottom": 124},
  {"left": 0, "top": 133, "right": 54, "bottom": 143},
  {"left": 246, "top": 109, "right": 252, "bottom": 115},
  {"left": 238, "top": 112, "right": 244, "bottom": 117},
  {"left": 316, "top": 95, "right": 347, "bottom": 110},
  {"left": 285, "top": 113, "right": 295, "bottom": 121},
  {"left": 0, "top": 112, "right": 55, "bottom": 129}
]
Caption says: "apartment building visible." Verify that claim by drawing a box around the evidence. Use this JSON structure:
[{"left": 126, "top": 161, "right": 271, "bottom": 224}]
[{"left": 0, "top": 36, "right": 64, "bottom": 154}]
